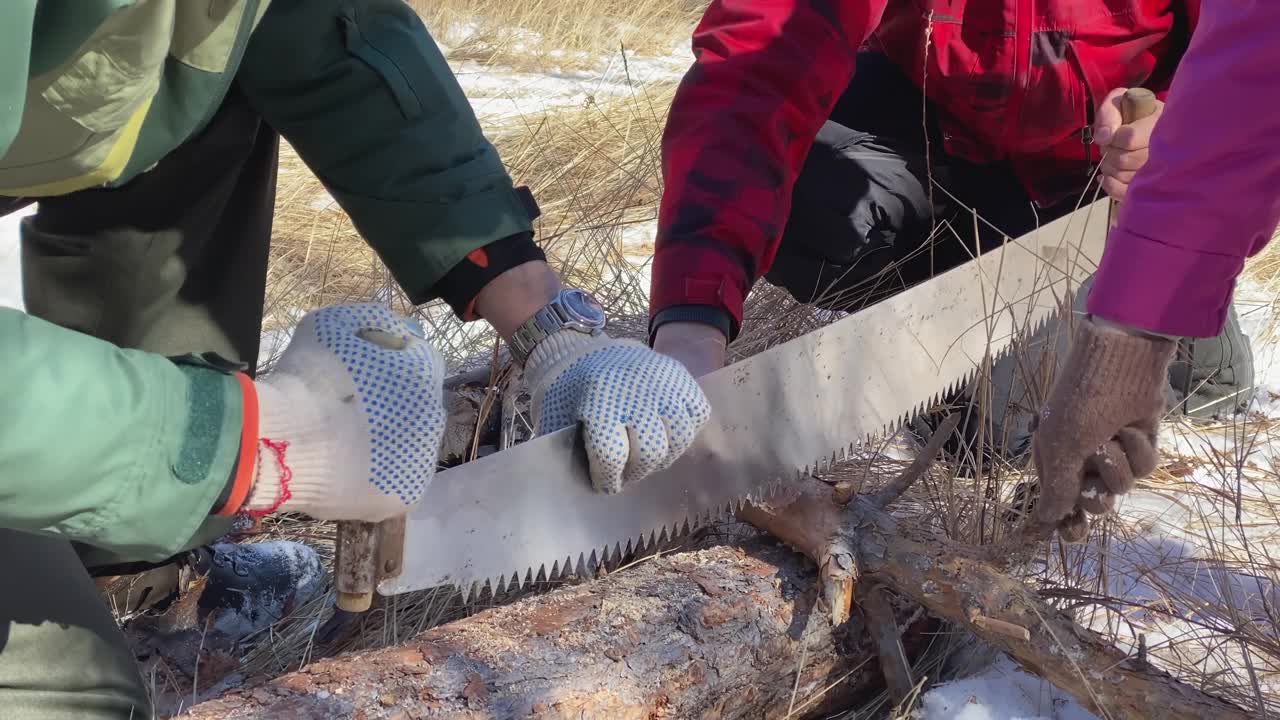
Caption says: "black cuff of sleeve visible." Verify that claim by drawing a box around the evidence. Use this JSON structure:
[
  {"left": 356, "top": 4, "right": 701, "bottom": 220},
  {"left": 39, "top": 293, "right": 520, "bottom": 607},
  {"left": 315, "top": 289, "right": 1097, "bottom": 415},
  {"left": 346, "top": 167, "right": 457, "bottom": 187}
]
[
  {"left": 432, "top": 230, "right": 547, "bottom": 318},
  {"left": 649, "top": 304, "right": 735, "bottom": 346}
]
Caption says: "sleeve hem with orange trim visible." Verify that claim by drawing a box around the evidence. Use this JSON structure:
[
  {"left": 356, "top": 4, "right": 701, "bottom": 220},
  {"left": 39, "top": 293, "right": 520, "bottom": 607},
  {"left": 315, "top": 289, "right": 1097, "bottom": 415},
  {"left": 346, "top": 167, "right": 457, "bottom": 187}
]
[
  {"left": 0, "top": 310, "right": 244, "bottom": 563},
  {"left": 237, "top": 0, "right": 541, "bottom": 313},
  {"left": 433, "top": 229, "right": 547, "bottom": 320},
  {"left": 212, "top": 372, "right": 260, "bottom": 518}
]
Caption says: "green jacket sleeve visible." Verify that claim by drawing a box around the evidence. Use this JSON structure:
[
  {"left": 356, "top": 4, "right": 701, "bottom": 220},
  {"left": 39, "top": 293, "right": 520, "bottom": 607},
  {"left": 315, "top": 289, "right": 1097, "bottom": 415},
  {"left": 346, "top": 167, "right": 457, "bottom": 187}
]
[
  {"left": 235, "top": 0, "right": 536, "bottom": 304},
  {"left": 0, "top": 308, "right": 243, "bottom": 561},
  {"left": 0, "top": 0, "right": 37, "bottom": 159}
]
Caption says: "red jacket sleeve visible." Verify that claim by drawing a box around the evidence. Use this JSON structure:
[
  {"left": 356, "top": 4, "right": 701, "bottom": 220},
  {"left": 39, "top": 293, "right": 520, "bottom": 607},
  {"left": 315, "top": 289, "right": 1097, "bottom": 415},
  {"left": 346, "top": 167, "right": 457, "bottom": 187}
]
[
  {"left": 1087, "top": 0, "right": 1280, "bottom": 338},
  {"left": 649, "top": 0, "right": 887, "bottom": 339}
]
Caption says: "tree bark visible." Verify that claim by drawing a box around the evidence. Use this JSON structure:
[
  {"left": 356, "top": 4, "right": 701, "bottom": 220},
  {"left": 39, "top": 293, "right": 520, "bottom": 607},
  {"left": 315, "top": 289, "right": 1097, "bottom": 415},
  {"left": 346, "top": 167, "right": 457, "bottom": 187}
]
[{"left": 181, "top": 542, "right": 913, "bottom": 720}]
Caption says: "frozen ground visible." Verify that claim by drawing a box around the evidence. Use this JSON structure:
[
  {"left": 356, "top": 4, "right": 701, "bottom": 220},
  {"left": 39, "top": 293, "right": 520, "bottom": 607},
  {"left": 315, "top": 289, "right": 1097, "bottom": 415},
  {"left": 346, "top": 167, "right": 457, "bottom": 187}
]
[
  {"left": 912, "top": 656, "right": 1100, "bottom": 720},
  {"left": 451, "top": 51, "right": 689, "bottom": 123}
]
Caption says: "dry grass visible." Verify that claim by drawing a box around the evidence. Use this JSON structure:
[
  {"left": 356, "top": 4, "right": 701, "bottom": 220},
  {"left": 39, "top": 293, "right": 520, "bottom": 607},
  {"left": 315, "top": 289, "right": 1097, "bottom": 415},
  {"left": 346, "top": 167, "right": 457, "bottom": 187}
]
[
  {"left": 1021, "top": 415, "right": 1280, "bottom": 716},
  {"left": 1240, "top": 229, "right": 1280, "bottom": 349},
  {"left": 407, "top": 0, "right": 706, "bottom": 72},
  {"left": 260, "top": 79, "right": 678, "bottom": 374}
]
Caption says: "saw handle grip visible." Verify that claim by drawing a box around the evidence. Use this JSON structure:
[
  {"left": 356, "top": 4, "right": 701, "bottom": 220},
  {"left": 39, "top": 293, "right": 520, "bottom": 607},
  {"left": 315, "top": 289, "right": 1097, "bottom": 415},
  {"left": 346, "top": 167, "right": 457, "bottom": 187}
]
[
  {"left": 335, "top": 516, "right": 407, "bottom": 612},
  {"left": 1107, "top": 87, "right": 1159, "bottom": 226},
  {"left": 1120, "top": 87, "right": 1158, "bottom": 125}
]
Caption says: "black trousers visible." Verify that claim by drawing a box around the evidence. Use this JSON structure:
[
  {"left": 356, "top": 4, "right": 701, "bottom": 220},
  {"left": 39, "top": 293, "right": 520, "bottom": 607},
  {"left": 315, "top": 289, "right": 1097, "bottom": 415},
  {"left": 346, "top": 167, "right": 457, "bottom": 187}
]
[
  {"left": 21, "top": 86, "right": 277, "bottom": 379},
  {"left": 766, "top": 52, "right": 1254, "bottom": 421}
]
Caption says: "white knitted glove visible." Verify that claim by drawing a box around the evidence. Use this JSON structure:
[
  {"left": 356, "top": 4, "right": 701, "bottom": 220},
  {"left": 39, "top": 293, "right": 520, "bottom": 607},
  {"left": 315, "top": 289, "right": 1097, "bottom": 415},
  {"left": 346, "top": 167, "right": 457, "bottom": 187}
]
[
  {"left": 526, "top": 330, "right": 712, "bottom": 493},
  {"left": 245, "top": 304, "right": 448, "bottom": 522}
]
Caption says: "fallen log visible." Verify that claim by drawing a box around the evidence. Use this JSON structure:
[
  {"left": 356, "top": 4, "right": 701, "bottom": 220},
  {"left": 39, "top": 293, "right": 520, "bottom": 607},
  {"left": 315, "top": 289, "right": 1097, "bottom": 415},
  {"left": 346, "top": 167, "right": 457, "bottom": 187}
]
[{"left": 181, "top": 541, "right": 918, "bottom": 719}]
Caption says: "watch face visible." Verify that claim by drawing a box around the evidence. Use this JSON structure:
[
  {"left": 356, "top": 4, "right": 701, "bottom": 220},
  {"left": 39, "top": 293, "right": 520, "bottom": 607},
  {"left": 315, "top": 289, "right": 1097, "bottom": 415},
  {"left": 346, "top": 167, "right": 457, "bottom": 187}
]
[{"left": 562, "top": 289, "right": 606, "bottom": 329}]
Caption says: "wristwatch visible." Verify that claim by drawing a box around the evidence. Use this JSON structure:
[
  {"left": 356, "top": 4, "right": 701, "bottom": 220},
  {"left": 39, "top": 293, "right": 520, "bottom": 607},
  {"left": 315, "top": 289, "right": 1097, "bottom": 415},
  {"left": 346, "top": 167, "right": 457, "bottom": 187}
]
[{"left": 508, "top": 288, "right": 607, "bottom": 365}]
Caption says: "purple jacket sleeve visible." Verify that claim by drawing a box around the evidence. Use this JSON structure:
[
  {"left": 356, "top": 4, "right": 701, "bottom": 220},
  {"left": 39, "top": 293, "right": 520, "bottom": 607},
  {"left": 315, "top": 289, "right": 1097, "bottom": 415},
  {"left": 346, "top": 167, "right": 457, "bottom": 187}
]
[{"left": 1086, "top": 0, "right": 1280, "bottom": 339}]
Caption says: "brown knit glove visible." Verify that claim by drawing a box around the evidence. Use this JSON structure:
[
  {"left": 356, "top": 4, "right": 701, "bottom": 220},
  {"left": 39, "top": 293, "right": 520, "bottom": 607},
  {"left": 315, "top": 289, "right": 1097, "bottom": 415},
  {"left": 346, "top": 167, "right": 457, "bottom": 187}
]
[{"left": 1030, "top": 318, "right": 1177, "bottom": 542}]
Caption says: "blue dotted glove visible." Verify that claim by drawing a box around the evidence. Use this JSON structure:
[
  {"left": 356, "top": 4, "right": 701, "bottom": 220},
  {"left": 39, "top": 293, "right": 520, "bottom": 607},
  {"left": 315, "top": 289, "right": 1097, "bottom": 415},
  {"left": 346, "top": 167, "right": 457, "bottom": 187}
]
[
  {"left": 246, "top": 304, "right": 447, "bottom": 522},
  {"left": 526, "top": 331, "right": 712, "bottom": 493}
]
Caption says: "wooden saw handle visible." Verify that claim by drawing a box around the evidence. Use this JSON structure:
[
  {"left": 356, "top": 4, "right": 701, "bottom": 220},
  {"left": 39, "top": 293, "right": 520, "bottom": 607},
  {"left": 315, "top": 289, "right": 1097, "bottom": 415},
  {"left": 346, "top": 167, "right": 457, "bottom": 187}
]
[
  {"left": 335, "top": 516, "right": 406, "bottom": 612},
  {"left": 332, "top": 327, "right": 415, "bottom": 612},
  {"left": 1107, "top": 87, "right": 1159, "bottom": 227}
]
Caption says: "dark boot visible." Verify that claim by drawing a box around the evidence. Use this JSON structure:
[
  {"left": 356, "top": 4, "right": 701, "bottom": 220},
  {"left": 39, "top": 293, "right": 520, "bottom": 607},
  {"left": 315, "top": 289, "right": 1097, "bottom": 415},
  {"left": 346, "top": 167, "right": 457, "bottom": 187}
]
[
  {"left": 189, "top": 540, "right": 328, "bottom": 638},
  {"left": 1166, "top": 310, "right": 1256, "bottom": 419},
  {"left": 118, "top": 540, "right": 327, "bottom": 694}
]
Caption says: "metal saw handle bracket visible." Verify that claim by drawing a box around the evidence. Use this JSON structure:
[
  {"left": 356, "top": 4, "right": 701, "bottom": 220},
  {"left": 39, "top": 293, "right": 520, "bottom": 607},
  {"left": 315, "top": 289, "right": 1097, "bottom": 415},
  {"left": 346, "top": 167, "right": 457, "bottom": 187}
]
[{"left": 335, "top": 516, "right": 407, "bottom": 612}]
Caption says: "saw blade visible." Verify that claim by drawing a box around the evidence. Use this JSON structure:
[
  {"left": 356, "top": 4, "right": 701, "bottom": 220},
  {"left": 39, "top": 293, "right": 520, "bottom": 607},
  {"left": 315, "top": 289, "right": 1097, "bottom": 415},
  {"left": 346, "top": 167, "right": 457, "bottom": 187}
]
[{"left": 379, "top": 198, "right": 1111, "bottom": 599}]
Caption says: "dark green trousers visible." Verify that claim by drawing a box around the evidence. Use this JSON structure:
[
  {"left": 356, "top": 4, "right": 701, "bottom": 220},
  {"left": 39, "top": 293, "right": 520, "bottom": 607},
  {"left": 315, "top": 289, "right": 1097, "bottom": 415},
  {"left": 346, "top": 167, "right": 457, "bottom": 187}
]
[{"left": 0, "top": 88, "right": 279, "bottom": 719}]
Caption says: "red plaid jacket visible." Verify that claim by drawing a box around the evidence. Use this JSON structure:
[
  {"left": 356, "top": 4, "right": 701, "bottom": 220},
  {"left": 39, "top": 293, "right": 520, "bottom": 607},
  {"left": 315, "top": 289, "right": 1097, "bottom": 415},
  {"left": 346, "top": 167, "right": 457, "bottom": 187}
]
[{"left": 650, "top": 0, "right": 1200, "bottom": 339}]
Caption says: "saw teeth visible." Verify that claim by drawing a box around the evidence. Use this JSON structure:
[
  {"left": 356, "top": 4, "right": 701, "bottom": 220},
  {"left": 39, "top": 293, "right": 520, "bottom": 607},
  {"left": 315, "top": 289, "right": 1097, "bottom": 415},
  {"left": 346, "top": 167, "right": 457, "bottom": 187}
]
[
  {"left": 463, "top": 579, "right": 482, "bottom": 604},
  {"left": 404, "top": 243, "right": 1097, "bottom": 599}
]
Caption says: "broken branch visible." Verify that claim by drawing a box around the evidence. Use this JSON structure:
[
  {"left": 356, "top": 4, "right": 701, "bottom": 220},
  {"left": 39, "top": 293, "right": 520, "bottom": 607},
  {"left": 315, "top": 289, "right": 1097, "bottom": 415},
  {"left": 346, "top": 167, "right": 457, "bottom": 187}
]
[{"left": 743, "top": 475, "right": 1253, "bottom": 720}]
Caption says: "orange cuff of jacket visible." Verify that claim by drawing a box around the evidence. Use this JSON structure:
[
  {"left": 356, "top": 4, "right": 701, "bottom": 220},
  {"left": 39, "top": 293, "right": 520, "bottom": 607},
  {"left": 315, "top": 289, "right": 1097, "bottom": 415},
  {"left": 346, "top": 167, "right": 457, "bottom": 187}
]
[{"left": 215, "top": 373, "right": 259, "bottom": 517}]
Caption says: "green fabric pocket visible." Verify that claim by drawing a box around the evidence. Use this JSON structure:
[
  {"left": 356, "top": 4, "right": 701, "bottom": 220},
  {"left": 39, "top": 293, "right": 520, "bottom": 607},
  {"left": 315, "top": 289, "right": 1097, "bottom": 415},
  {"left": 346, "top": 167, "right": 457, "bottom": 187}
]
[{"left": 338, "top": 5, "right": 424, "bottom": 120}]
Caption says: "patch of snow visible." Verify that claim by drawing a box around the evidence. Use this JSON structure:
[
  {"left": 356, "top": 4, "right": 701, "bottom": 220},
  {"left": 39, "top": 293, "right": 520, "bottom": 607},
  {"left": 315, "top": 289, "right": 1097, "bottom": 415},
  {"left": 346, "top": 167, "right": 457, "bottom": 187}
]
[
  {"left": 0, "top": 204, "right": 33, "bottom": 311},
  {"left": 258, "top": 327, "right": 294, "bottom": 368},
  {"left": 450, "top": 45, "right": 689, "bottom": 122},
  {"left": 914, "top": 655, "right": 1099, "bottom": 720}
]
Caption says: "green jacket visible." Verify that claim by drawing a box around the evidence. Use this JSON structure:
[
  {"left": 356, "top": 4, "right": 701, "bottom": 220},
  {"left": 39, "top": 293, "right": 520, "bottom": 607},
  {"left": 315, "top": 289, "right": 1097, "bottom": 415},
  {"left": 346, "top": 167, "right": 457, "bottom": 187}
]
[{"left": 0, "top": 0, "right": 535, "bottom": 560}]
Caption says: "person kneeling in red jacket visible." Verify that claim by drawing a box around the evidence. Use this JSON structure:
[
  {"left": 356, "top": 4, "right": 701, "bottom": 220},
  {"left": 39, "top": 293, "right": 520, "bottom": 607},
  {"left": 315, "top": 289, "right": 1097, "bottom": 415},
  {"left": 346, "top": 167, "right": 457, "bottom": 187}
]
[{"left": 647, "top": 0, "right": 1254, "bottom": 467}]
